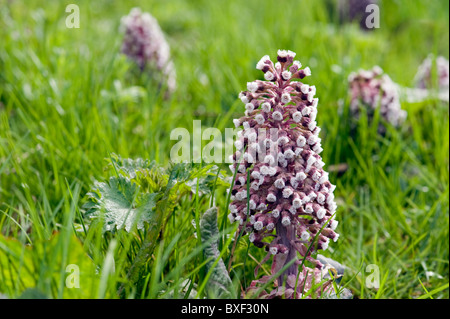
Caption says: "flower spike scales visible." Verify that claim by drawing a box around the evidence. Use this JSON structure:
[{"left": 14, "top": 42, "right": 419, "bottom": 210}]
[{"left": 229, "top": 50, "right": 340, "bottom": 299}]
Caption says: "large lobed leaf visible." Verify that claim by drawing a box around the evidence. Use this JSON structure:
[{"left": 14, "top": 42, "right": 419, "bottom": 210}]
[{"left": 85, "top": 175, "right": 159, "bottom": 232}]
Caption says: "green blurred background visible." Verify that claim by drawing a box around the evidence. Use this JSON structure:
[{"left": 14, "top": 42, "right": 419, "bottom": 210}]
[{"left": 0, "top": 0, "right": 448, "bottom": 299}]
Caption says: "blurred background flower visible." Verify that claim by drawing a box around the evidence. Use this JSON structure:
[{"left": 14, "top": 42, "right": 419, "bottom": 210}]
[{"left": 120, "top": 7, "right": 176, "bottom": 93}]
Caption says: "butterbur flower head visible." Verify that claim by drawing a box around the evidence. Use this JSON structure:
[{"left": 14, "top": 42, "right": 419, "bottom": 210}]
[
  {"left": 120, "top": 7, "right": 176, "bottom": 92},
  {"left": 228, "top": 50, "right": 340, "bottom": 299},
  {"left": 348, "top": 66, "right": 407, "bottom": 132},
  {"left": 414, "top": 54, "right": 449, "bottom": 91}
]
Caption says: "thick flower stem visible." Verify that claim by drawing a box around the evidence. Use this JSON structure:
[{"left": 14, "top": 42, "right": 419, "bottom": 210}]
[{"left": 276, "top": 222, "right": 298, "bottom": 286}]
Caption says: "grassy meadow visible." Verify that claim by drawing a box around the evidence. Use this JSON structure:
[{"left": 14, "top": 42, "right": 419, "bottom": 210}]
[{"left": 0, "top": 0, "right": 448, "bottom": 299}]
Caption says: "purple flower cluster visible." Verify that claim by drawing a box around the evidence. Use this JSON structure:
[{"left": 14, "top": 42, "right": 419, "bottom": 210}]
[
  {"left": 246, "top": 263, "right": 334, "bottom": 299},
  {"left": 348, "top": 66, "right": 406, "bottom": 130},
  {"left": 120, "top": 7, "right": 176, "bottom": 92},
  {"left": 228, "top": 50, "right": 339, "bottom": 298},
  {"left": 414, "top": 55, "right": 449, "bottom": 91}
]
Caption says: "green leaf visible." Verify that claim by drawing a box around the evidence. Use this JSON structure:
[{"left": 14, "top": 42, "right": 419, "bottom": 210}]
[
  {"left": 199, "top": 207, "right": 233, "bottom": 299},
  {"left": 107, "top": 153, "right": 167, "bottom": 193},
  {"left": 0, "top": 235, "right": 36, "bottom": 295},
  {"left": 185, "top": 165, "right": 229, "bottom": 196},
  {"left": 17, "top": 288, "right": 48, "bottom": 299},
  {"left": 0, "top": 233, "right": 99, "bottom": 298},
  {"left": 107, "top": 153, "right": 159, "bottom": 179},
  {"left": 117, "top": 162, "right": 194, "bottom": 294},
  {"left": 167, "top": 162, "right": 194, "bottom": 185},
  {"left": 85, "top": 175, "right": 159, "bottom": 232}
]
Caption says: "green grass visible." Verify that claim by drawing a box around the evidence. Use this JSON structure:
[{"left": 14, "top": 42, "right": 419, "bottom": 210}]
[{"left": 0, "top": 0, "right": 448, "bottom": 299}]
